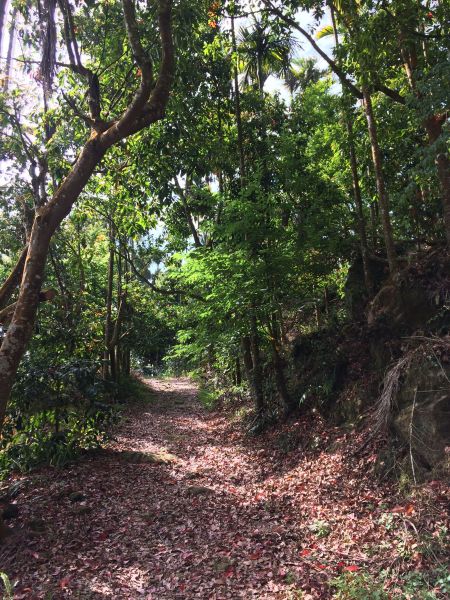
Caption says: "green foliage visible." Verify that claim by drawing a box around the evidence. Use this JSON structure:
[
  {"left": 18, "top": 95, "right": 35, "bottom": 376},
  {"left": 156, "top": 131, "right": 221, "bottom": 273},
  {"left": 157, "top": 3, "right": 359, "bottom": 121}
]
[
  {"left": 331, "top": 567, "right": 450, "bottom": 600},
  {"left": 309, "top": 519, "right": 331, "bottom": 538},
  {"left": 332, "top": 572, "right": 388, "bottom": 600},
  {"left": 0, "top": 0, "right": 448, "bottom": 489},
  {"left": 198, "top": 384, "right": 221, "bottom": 410},
  {"left": 0, "top": 359, "right": 118, "bottom": 476}
]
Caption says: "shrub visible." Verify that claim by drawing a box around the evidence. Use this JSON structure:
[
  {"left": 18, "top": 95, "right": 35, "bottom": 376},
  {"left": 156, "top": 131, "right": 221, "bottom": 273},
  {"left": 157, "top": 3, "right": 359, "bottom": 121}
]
[{"left": 0, "top": 358, "right": 118, "bottom": 476}]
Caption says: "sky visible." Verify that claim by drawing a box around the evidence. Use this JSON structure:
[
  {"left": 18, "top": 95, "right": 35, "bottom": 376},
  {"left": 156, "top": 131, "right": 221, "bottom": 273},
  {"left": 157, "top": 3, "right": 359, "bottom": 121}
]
[
  {"left": 0, "top": 1, "right": 335, "bottom": 97},
  {"left": 0, "top": 1, "right": 337, "bottom": 270},
  {"left": 237, "top": 4, "right": 336, "bottom": 100}
]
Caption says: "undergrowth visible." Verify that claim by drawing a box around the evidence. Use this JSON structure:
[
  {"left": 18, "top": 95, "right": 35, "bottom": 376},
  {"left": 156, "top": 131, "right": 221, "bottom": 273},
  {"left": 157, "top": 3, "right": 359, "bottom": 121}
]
[
  {"left": 0, "top": 359, "right": 121, "bottom": 478},
  {"left": 198, "top": 384, "right": 222, "bottom": 410},
  {"left": 331, "top": 566, "right": 450, "bottom": 599}
]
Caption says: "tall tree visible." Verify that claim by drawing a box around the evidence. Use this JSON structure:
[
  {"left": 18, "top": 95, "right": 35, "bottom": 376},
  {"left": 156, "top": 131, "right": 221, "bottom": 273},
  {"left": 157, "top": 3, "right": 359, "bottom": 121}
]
[{"left": 0, "top": 0, "right": 175, "bottom": 430}]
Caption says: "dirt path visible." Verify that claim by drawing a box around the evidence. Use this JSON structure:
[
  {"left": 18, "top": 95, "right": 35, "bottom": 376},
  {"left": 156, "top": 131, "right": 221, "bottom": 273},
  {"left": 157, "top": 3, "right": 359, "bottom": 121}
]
[{"left": 0, "top": 378, "right": 448, "bottom": 599}]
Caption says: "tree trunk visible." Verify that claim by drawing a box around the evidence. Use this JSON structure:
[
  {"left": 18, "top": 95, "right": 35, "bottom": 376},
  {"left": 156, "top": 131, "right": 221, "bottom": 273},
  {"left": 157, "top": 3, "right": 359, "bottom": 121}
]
[
  {"left": 0, "top": 139, "right": 103, "bottom": 430},
  {"left": 177, "top": 179, "right": 202, "bottom": 248},
  {"left": 398, "top": 27, "right": 450, "bottom": 245},
  {"left": 250, "top": 315, "right": 264, "bottom": 413},
  {"left": 103, "top": 219, "right": 115, "bottom": 379},
  {"left": 0, "top": 246, "right": 28, "bottom": 310},
  {"left": 345, "top": 116, "right": 374, "bottom": 295},
  {"left": 241, "top": 336, "right": 253, "bottom": 380},
  {"left": 269, "top": 316, "right": 294, "bottom": 416},
  {"left": 2, "top": 8, "right": 16, "bottom": 92},
  {"left": 424, "top": 117, "right": 450, "bottom": 246},
  {"left": 0, "top": 0, "right": 7, "bottom": 54},
  {"left": 235, "top": 356, "right": 242, "bottom": 385},
  {"left": 370, "top": 199, "right": 378, "bottom": 249},
  {"left": 362, "top": 86, "right": 398, "bottom": 274},
  {"left": 272, "top": 343, "right": 293, "bottom": 416},
  {"left": 114, "top": 248, "right": 123, "bottom": 382},
  {"left": 231, "top": 13, "right": 246, "bottom": 184}
]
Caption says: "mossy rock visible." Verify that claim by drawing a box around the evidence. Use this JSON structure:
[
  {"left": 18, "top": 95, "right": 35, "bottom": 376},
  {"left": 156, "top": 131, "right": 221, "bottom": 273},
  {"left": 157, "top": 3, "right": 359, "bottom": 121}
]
[
  {"left": 393, "top": 354, "right": 450, "bottom": 472},
  {"left": 121, "top": 450, "right": 178, "bottom": 464}
]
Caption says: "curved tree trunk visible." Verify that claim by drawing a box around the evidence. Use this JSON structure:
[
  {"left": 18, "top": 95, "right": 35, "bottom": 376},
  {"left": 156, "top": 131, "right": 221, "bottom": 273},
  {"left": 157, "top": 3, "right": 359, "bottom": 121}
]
[
  {"left": 0, "top": 140, "right": 104, "bottom": 428},
  {"left": 0, "top": 246, "right": 28, "bottom": 310},
  {"left": 0, "top": 0, "right": 175, "bottom": 431}
]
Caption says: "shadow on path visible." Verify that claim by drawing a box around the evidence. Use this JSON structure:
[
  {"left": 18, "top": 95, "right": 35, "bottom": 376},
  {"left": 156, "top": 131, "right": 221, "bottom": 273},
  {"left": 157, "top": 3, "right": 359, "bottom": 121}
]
[{"left": 0, "top": 377, "right": 405, "bottom": 599}]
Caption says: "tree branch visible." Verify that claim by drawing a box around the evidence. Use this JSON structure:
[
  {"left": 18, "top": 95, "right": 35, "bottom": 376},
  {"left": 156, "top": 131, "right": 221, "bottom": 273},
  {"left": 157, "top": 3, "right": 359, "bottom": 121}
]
[
  {"left": 0, "top": 247, "right": 28, "bottom": 310},
  {"left": 62, "top": 92, "right": 95, "bottom": 127},
  {"left": 115, "top": 0, "right": 175, "bottom": 137},
  {"left": 57, "top": 0, "right": 102, "bottom": 124},
  {"left": 100, "top": 0, "right": 156, "bottom": 143},
  {"left": 0, "top": 289, "right": 57, "bottom": 324},
  {"left": 174, "top": 178, "right": 203, "bottom": 248},
  {"left": 118, "top": 245, "right": 205, "bottom": 302},
  {"left": 262, "top": 0, "right": 406, "bottom": 105}
]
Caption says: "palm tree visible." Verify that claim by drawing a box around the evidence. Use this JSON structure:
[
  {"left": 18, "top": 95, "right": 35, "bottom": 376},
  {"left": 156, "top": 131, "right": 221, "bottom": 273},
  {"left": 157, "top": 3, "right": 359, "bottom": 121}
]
[
  {"left": 284, "top": 57, "right": 326, "bottom": 96},
  {"left": 238, "top": 17, "right": 297, "bottom": 95}
]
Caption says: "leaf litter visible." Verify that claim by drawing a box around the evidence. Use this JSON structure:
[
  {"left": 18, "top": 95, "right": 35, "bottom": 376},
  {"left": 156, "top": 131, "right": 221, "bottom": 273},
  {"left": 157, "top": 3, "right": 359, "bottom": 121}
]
[{"left": 0, "top": 377, "right": 448, "bottom": 599}]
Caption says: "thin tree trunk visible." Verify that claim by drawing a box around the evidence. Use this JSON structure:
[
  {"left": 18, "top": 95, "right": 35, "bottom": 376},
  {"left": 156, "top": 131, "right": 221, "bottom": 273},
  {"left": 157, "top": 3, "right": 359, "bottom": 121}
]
[
  {"left": 76, "top": 221, "right": 86, "bottom": 292},
  {"left": 370, "top": 200, "right": 378, "bottom": 249},
  {"left": 242, "top": 333, "right": 264, "bottom": 412},
  {"left": 345, "top": 116, "right": 374, "bottom": 295},
  {"left": 231, "top": 13, "right": 246, "bottom": 184},
  {"left": 398, "top": 26, "right": 450, "bottom": 245},
  {"left": 422, "top": 115, "right": 450, "bottom": 246},
  {"left": 3, "top": 8, "right": 16, "bottom": 92},
  {"left": 330, "top": 5, "right": 374, "bottom": 292},
  {"left": 114, "top": 247, "right": 123, "bottom": 382},
  {"left": 270, "top": 315, "right": 294, "bottom": 416},
  {"left": 272, "top": 342, "right": 293, "bottom": 416},
  {"left": 241, "top": 336, "right": 253, "bottom": 379},
  {"left": 250, "top": 314, "right": 264, "bottom": 413},
  {"left": 0, "top": 0, "right": 7, "bottom": 55},
  {"left": 235, "top": 356, "right": 242, "bottom": 385},
  {"left": 103, "top": 219, "right": 114, "bottom": 379},
  {"left": 176, "top": 178, "right": 202, "bottom": 248},
  {"left": 435, "top": 150, "right": 450, "bottom": 245},
  {"left": 362, "top": 86, "right": 398, "bottom": 274},
  {"left": 231, "top": 10, "right": 265, "bottom": 412}
]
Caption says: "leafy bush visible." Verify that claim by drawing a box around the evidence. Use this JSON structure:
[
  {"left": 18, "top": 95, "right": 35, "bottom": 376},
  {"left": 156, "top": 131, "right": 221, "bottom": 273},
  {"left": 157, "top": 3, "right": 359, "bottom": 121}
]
[
  {"left": 198, "top": 384, "right": 221, "bottom": 410},
  {"left": 0, "top": 358, "right": 118, "bottom": 476}
]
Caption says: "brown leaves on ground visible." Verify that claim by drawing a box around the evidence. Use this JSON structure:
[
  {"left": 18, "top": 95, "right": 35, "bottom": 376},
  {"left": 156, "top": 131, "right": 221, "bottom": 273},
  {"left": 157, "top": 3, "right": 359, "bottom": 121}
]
[{"left": 0, "top": 377, "right": 448, "bottom": 599}]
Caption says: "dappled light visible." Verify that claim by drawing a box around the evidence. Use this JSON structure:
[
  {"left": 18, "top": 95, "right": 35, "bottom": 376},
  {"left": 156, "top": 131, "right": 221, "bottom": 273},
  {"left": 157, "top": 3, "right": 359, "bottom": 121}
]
[
  {"left": 2, "top": 379, "right": 448, "bottom": 598},
  {"left": 0, "top": 0, "right": 449, "bottom": 597}
]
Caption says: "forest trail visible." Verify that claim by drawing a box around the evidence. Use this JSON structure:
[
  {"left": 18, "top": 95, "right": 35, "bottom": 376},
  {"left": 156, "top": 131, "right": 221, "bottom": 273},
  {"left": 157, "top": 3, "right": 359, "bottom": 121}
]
[{"left": 1, "top": 378, "right": 446, "bottom": 599}]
